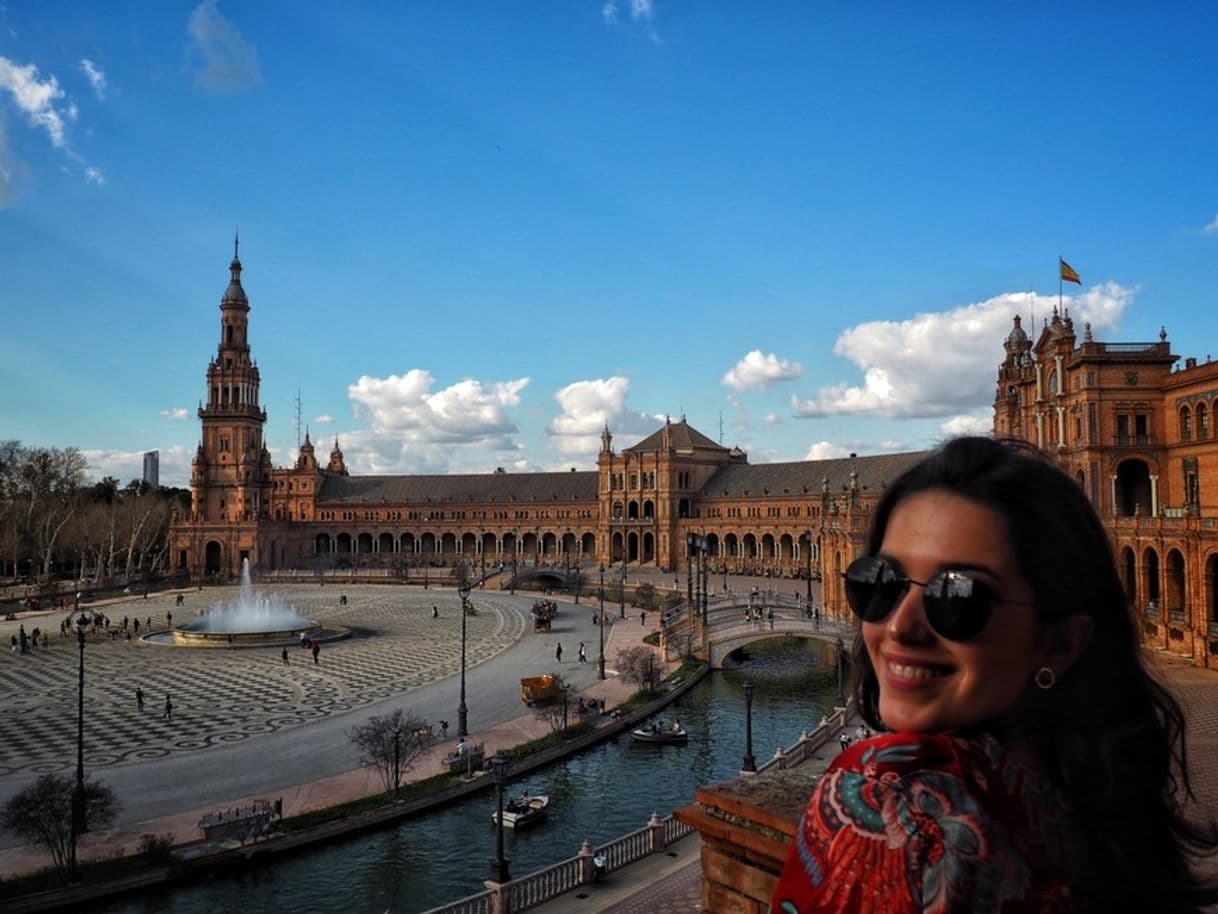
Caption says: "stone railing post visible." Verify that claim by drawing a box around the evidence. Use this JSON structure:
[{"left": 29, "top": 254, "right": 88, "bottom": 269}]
[
  {"left": 578, "top": 838, "right": 594, "bottom": 885},
  {"left": 483, "top": 880, "right": 510, "bottom": 914},
  {"left": 648, "top": 810, "right": 664, "bottom": 853},
  {"left": 772, "top": 746, "right": 786, "bottom": 770}
]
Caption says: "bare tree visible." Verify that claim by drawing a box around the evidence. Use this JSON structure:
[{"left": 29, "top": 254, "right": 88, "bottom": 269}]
[
  {"left": 532, "top": 673, "right": 570, "bottom": 732},
  {"left": 347, "top": 709, "right": 434, "bottom": 794},
  {"left": 666, "top": 624, "right": 698, "bottom": 663},
  {"left": 0, "top": 772, "right": 119, "bottom": 878},
  {"left": 616, "top": 644, "right": 663, "bottom": 695}
]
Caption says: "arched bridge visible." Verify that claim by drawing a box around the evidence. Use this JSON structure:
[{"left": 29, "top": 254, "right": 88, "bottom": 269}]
[{"left": 662, "top": 593, "right": 855, "bottom": 669}]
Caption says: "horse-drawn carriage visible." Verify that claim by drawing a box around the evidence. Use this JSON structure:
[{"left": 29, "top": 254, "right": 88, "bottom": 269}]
[{"left": 531, "top": 599, "right": 558, "bottom": 632}]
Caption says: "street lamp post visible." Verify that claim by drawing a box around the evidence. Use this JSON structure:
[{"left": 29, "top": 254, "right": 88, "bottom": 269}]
[
  {"left": 742, "top": 681, "right": 757, "bottom": 773},
  {"left": 489, "top": 752, "right": 512, "bottom": 883},
  {"left": 700, "top": 547, "right": 709, "bottom": 627},
  {"left": 805, "top": 532, "right": 813, "bottom": 606},
  {"left": 69, "top": 615, "right": 88, "bottom": 875},
  {"left": 835, "top": 637, "right": 847, "bottom": 704},
  {"left": 618, "top": 563, "right": 625, "bottom": 619},
  {"left": 510, "top": 532, "right": 518, "bottom": 595},
  {"left": 598, "top": 565, "right": 606, "bottom": 680},
  {"left": 458, "top": 581, "right": 471, "bottom": 737}
]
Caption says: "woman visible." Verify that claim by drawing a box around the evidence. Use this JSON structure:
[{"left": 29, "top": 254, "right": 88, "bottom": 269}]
[{"left": 772, "top": 437, "right": 1217, "bottom": 913}]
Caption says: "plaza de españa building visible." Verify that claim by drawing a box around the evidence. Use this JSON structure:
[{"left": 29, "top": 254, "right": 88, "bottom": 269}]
[{"left": 170, "top": 251, "right": 1218, "bottom": 669}]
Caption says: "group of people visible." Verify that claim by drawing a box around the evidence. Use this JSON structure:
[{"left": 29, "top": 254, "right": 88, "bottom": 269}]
[
  {"left": 770, "top": 436, "right": 1218, "bottom": 913},
  {"left": 743, "top": 605, "right": 775, "bottom": 630}
]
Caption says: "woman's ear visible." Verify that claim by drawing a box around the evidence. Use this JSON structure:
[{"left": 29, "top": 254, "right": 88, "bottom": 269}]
[{"left": 1041, "top": 614, "right": 1094, "bottom": 675}]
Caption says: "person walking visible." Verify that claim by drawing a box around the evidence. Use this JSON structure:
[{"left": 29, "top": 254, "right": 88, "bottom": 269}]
[
  {"left": 136, "top": 687, "right": 145, "bottom": 711},
  {"left": 311, "top": 640, "right": 320, "bottom": 664},
  {"left": 578, "top": 642, "right": 587, "bottom": 663},
  {"left": 555, "top": 641, "right": 563, "bottom": 663},
  {"left": 432, "top": 605, "right": 438, "bottom": 619},
  {"left": 838, "top": 730, "right": 850, "bottom": 753},
  {"left": 640, "top": 610, "right": 646, "bottom": 626},
  {"left": 162, "top": 694, "right": 173, "bottom": 721},
  {"left": 282, "top": 647, "right": 289, "bottom": 666}
]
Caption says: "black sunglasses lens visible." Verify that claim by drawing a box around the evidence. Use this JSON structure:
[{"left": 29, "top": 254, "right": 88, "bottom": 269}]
[
  {"left": 844, "top": 557, "right": 905, "bottom": 622},
  {"left": 923, "top": 571, "right": 993, "bottom": 640}
]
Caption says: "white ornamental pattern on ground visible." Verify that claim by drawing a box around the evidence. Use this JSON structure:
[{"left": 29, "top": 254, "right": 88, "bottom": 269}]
[{"left": 0, "top": 587, "right": 526, "bottom": 777}]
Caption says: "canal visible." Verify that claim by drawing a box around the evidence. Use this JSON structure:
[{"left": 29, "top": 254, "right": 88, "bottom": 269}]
[{"left": 101, "top": 637, "right": 840, "bottom": 913}]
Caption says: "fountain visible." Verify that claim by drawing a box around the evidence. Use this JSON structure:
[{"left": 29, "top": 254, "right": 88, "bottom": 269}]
[{"left": 170, "top": 559, "right": 322, "bottom": 647}]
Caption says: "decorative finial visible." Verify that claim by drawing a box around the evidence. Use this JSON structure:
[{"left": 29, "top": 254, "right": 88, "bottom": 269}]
[
  {"left": 234, "top": 228, "right": 239, "bottom": 261},
  {"left": 1159, "top": 326, "right": 1167, "bottom": 342}
]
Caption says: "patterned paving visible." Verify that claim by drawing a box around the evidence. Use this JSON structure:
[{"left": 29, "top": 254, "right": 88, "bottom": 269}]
[{"left": 0, "top": 586, "right": 526, "bottom": 777}]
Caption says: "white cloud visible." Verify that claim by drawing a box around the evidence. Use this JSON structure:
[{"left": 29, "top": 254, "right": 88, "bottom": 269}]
[
  {"left": 0, "top": 56, "right": 69, "bottom": 146},
  {"left": 548, "top": 376, "right": 660, "bottom": 457},
  {"left": 602, "top": 0, "right": 659, "bottom": 41},
  {"left": 1205, "top": 214, "right": 1218, "bottom": 236},
  {"left": 338, "top": 369, "right": 529, "bottom": 473},
  {"left": 938, "top": 413, "right": 992, "bottom": 438},
  {"left": 314, "top": 413, "right": 334, "bottom": 424},
  {"left": 187, "top": 0, "right": 262, "bottom": 91},
  {"left": 805, "top": 441, "right": 854, "bottom": 460},
  {"left": 84, "top": 165, "right": 104, "bottom": 185},
  {"left": 791, "top": 283, "right": 1135, "bottom": 419},
  {"left": 721, "top": 350, "right": 803, "bottom": 392},
  {"left": 79, "top": 59, "right": 106, "bottom": 99},
  {"left": 160, "top": 407, "right": 188, "bottom": 420},
  {"left": 762, "top": 412, "right": 781, "bottom": 425},
  {"left": 82, "top": 445, "right": 192, "bottom": 487}
]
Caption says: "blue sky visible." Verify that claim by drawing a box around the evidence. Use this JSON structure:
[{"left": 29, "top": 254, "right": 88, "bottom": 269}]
[{"left": 2, "top": 1, "right": 1217, "bottom": 487}]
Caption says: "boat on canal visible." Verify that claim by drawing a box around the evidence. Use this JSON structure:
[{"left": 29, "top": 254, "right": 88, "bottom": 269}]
[
  {"left": 630, "top": 720, "right": 688, "bottom": 744},
  {"left": 492, "top": 792, "right": 551, "bottom": 829}
]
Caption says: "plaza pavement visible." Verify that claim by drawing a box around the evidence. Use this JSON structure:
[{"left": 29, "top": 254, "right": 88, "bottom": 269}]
[{"left": 0, "top": 579, "right": 690, "bottom": 878}]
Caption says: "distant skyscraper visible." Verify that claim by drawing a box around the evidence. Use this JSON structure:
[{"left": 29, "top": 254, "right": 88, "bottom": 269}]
[{"left": 142, "top": 450, "right": 160, "bottom": 489}]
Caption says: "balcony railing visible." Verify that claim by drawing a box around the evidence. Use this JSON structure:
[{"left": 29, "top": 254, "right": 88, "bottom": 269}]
[{"left": 1113, "top": 434, "right": 1157, "bottom": 447}]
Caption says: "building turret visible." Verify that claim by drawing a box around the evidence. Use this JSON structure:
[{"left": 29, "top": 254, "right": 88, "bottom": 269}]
[{"left": 328, "top": 437, "right": 348, "bottom": 475}]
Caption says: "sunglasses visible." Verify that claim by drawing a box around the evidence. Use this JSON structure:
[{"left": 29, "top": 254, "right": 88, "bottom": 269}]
[{"left": 842, "top": 555, "right": 1036, "bottom": 642}]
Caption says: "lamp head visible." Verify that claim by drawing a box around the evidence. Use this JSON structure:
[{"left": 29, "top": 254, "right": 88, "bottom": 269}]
[
  {"left": 458, "top": 582, "right": 471, "bottom": 600},
  {"left": 743, "top": 681, "right": 755, "bottom": 701},
  {"left": 491, "top": 751, "right": 509, "bottom": 782}
]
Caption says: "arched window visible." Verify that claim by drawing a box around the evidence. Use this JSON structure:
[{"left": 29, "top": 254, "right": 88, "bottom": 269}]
[
  {"left": 1198, "top": 402, "right": 1209, "bottom": 439},
  {"left": 1180, "top": 406, "right": 1193, "bottom": 442}
]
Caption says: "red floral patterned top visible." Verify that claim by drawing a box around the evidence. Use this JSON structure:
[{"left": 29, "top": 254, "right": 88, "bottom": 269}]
[{"left": 771, "top": 731, "right": 1084, "bottom": 914}]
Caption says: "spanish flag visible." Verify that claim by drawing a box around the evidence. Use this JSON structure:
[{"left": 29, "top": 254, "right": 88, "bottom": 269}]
[{"left": 1060, "top": 258, "right": 1081, "bottom": 285}]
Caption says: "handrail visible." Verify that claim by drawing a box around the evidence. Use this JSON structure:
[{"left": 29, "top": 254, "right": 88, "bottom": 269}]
[{"left": 417, "top": 812, "right": 693, "bottom": 914}]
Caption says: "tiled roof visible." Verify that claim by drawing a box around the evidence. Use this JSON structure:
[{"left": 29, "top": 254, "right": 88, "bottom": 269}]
[
  {"left": 626, "top": 419, "right": 727, "bottom": 453},
  {"left": 698, "top": 451, "right": 927, "bottom": 498},
  {"left": 317, "top": 471, "right": 598, "bottom": 505}
]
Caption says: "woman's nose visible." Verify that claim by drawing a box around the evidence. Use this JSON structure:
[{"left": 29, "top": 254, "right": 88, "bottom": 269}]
[{"left": 886, "top": 582, "right": 934, "bottom": 642}]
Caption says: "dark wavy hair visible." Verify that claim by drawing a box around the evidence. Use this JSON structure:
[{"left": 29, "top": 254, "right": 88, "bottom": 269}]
[{"left": 850, "top": 436, "right": 1218, "bottom": 913}]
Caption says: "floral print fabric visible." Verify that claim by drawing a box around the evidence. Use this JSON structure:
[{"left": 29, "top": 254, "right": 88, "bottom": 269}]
[{"left": 771, "top": 732, "right": 1081, "bottom": 914}]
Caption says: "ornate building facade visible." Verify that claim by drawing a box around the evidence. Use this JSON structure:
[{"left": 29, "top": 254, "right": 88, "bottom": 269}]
[
  {"left": 169, "top": 252, "right": 1218, "bottom": 668},
  {"left": 995, "top": 308, "right": 1218, "bottom": 668}
]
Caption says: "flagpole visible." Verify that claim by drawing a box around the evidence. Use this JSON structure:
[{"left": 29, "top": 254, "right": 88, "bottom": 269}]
[{"left": 1058, "top": 256, "right": 1063, "bottom": 314}]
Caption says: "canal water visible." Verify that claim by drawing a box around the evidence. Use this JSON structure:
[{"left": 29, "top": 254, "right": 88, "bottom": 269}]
[{"left": 101, "top": 638, "right": 840, "bottom": 914}]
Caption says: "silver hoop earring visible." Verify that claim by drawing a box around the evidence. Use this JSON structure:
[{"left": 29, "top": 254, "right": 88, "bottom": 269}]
[{"left": 1035, "top": 667, "right": 1056, "bottom": 690}]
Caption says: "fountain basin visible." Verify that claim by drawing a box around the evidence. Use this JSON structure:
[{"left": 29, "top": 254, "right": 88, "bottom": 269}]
[{"left": 168, "top": 622, "right": 323, "bottom": 647}]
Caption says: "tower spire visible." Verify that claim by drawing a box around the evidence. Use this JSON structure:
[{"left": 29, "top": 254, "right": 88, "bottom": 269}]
[{"left": 234, "top": 228, "right": 240, "bottom": 261}]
